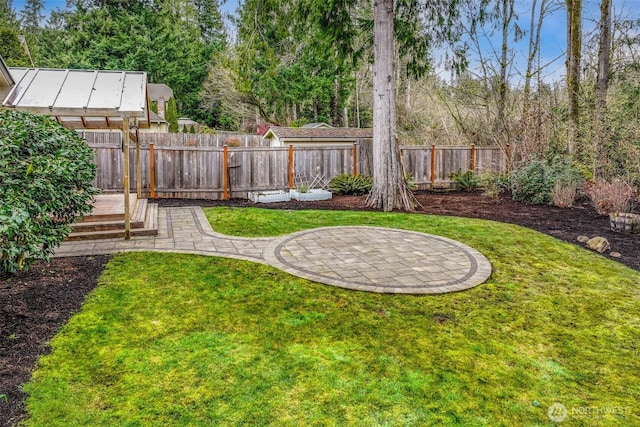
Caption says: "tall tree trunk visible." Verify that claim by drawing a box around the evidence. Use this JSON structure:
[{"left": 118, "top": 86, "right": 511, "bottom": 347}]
[
  {"left": 355, "top": 71, "right": 361, "bottom": 128},
  {"left": 366, "top": 0, "right": 415, "bottom": 211},
  {"left": 566, "top": 0, "right": 582, "bottom": 154},
  {"left": 497, "top": 0, "right": 513, "bottom": 127},
  {"left": 331, "top": 77, "right": 340, "bottom": 126},
  {"left": 524, "top": 0, "right": 549, "bottom": 111},
  {"left": 405, "top": 74, "right": 411, "bottom": 111},
  {"left": 593, "top": 0, "right": 612, "bottom": 177}
]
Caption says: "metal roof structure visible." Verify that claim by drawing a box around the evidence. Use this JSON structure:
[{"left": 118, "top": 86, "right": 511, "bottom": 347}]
[
  {"left": 2, "top": 67, "right": 149, "bottom": 129},
  {"left": 0, "top": 64, "right": 151, "bottom": 240}
]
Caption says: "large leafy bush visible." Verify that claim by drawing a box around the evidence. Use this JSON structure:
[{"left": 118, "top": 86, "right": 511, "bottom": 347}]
[
  {"left": 0, "top": 111, "right": 99, "bottom": 273},
  {"left": 510, "top": 157, "right": 583, "bottom": 205}
]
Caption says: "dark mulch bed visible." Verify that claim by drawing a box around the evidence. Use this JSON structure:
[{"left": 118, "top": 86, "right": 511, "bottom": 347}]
[
  {"left": 0, "top": 256, "right": 110, "bottom": 427},
  {"left": 1, "top": 191, "right": 638, "bottom": 426}
]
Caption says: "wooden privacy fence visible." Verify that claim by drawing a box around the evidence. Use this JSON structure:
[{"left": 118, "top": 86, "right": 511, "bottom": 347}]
[
  {"left": 85, "top": 133, "right": 509, "bottom": 200},
  {"left": 78, "top": 130, "right": 265, "bottom": 147},
  {"left": 401, "top": 144, "right": 510, "bottom": 187}
]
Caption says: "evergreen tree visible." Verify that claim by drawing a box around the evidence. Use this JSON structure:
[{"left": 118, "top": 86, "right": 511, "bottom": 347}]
[
  {"left": 304, "top": 0, "right": 478, "bottom": 211},
  {"left": 19, "top": 0, "right": 44, "bottom": 30},
  {"left": 227, "top": 0, "right": 356, "bottom": 127},
  {"left": 0, "top": 26, "right": 30, "bottom": 66},
  {"left": 35, "top": 0, "right": 226, "bottom": 121},
  {"left": 189, "top": 124, "right": 195, "bottom": 133},
  {"left": 166, "top": 97, "right": 179, "bottom": 133},
  {"left": 16, "top": 0, "right": 44, "bottom": 65},
  {"left": 0, "top": 0, "right": 16, "bottom": 25}
]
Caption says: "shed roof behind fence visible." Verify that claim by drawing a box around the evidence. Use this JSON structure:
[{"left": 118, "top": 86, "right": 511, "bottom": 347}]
[
  {"left": 2, "top": 67, "right": 149, "bottom": 128},
  {"left": 265, "top": 126, "right": 372, "bottom": 141},
  {"left": 148, "top": 83, "right": 174, "bottom": 101}
]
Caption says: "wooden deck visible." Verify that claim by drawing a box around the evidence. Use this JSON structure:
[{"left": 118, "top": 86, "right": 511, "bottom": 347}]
[
  {"left": 68, "top": 194, "right": 158, "bottom": 241},
  {"left": 81, "top": 194, "right": 137, "bottom": 221}
]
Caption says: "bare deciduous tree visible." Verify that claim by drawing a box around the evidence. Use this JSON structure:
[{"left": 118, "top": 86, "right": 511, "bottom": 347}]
[
  {"left": 593, "top": 0, "right": 612, "bottom": 177},
  {"left": 566, "top": 0, "right": 582, "bottom": 154}
]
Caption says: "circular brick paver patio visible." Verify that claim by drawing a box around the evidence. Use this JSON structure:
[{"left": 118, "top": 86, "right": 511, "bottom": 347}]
[
  {"left": 56, "top": 207, "right": 492, "bottom": 294},
  {"left": 263, "top": 226, "right": 491, "bottom": 294}
]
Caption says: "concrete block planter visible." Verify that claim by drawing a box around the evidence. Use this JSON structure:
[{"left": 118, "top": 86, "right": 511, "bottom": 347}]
[
  {"left": 609, "top": 212, "right": 640, "bottom": 234},
  {"left": 290, "top": 189, "right": 333, "bottom": 201},
  {"left": 248, "top": 190, "right": 291, "bottom": 203}
]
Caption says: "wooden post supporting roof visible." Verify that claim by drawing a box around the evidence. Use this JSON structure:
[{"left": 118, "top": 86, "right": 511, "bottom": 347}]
[
  {"left": 123, "top": 117, "right": 131, "bottom": 240},
  {"left": 1, "top": 66, "right": 149, "bottom": 241},
  {"left": 135, "top": 127, "right": 141, "bottom": 199}
]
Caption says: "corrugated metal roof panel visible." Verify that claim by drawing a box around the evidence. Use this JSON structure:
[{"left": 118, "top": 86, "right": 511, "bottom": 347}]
[
  {"left": 119, "top": 72, "right": 146, "bottom": 113},
  {"left": 3, "top": 67, "right": 147, "bottom": 119},
  {"left": 86, "top": 71, "right": 125, "bottom": 110},
  {"left": 55, "top": 70, "right": 98, "bottom": 108}
]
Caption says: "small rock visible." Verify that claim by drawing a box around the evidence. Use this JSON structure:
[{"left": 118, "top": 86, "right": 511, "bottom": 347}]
[
  {"left": 577, "top": 235, "right": 590, "bottom": 243},
  {"left": 586, "top": 236, "right": 610, "bottom": 253},
  {"left": 610, "top": 252, "right": 622, "bottom": 258}
]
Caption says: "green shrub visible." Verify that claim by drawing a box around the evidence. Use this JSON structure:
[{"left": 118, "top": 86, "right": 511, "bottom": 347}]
[
  {"left": 479, "top": 171, "right": 510, "bottom": 198},
  {"left": 404, "top": 172, "right": 417, "bottom": 191},
  {"left": 451, "top": 169, "right": 479, "bottom": 191},
  {"left": 166, "top": 97, "right": 179, "bottom": 133},
  {"left": 329, "top": 174, "right": 373, "bottom": 196},
  {"left": 510, "top": 157, "right": 583, "bottom": 205},
  {"left": 0, "top": 111, "right": 99, "bottom": 274}
]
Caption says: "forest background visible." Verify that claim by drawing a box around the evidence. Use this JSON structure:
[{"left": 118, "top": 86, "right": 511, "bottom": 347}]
[{"left": 2, "top": 0, "right": 640, "bottom": 184}]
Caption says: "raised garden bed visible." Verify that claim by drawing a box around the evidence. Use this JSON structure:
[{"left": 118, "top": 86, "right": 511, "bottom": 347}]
[
  {"left": 290, "top": 189, "right": 333, "bottom": 201},
  {"left": 248, "top": 190, "right": 291, "bottom": 203}
]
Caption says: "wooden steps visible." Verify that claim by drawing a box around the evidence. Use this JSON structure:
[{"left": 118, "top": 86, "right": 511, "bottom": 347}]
[{"left": 67, "top": 197, "right": 159, "bottom": 241}]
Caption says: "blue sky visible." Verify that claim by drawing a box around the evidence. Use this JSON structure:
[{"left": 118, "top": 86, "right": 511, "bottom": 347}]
[
  {"left": 12, "top": 0, "right": 239, "bottom": 15},
  {"left": 10, "top": 0, "right": 640, "bottom": 85}
]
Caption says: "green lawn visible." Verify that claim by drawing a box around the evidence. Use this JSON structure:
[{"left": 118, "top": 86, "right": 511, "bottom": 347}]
[{"left": 24, "top": 208, "right": 639, "bottom": 426}]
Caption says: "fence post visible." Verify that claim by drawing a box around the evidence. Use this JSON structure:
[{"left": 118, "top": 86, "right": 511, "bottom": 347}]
[
  {"left": 149, "top": 143, "right": 156, "bottom": 199},
  {"left": 505, "top": 144, "right": 511, "bottom": 173},
  {"left": 430, "top": 144, "right": 436, "bottom": 184},
  {"left": 223, "top": 145, "right": 229, "bottom": 200},
  {"left": 288, "top": 144, "right": 294, "bottom": 189},
  {"left": 353, "top": 143, "right": 358, "bottom": 176},
  {"left": 470, "top": 143, "right": 476, "bottom": 172}
]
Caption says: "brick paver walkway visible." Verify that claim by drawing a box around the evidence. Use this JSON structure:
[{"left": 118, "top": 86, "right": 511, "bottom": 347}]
[{"left": 55, "top": 206, "right": 491, "bottom": 294}]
